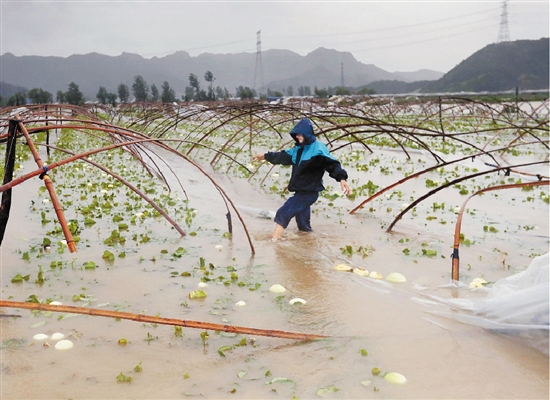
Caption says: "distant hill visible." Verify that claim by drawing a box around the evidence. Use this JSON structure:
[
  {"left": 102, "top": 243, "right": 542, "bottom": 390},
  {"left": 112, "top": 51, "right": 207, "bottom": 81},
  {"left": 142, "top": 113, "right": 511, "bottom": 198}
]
[
  {"left": 0, "top": 81, "right": 27, "bottom": 99},
  {"left": 0, "top": 48, "right": 441, "bottom": 100},
  {"left": 421, "top": 38, "right": 549, "bottom": 93},
  {"left": 2, "top": 39, "right": 546, "bottom": 100},
  {"left": 262, "top": 48, "right": 443, "bottom": 90}
]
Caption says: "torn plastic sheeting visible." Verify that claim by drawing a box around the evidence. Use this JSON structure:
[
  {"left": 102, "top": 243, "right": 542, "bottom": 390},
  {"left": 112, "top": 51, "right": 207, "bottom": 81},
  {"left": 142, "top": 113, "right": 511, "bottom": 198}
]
[{"left": 421, "top": 253, "right": 549, "bottom": 354}]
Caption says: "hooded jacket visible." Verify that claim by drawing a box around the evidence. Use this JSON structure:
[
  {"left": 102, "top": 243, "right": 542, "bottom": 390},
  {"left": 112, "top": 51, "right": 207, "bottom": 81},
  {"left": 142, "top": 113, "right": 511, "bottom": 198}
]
[{"left": 264, "top": 118, "right": 348, "bottom": 192}]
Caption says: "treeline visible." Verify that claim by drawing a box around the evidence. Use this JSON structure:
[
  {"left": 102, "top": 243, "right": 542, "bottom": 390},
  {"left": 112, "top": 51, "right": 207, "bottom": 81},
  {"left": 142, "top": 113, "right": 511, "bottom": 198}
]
[
  {"left": 1, "top": 69, "right": 376, "bottom": 107},
  {"left": 2, "top": 82, "right": 86, "bottom": 107}
]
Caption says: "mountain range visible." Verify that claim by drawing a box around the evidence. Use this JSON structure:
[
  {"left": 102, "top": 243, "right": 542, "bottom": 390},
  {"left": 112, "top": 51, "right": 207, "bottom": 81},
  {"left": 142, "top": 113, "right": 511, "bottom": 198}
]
[
  {"left": 0, "top": 38, "right": 548, "bottom": 100},
  {"left": 0, "top": 47, "right": 442, "bottom": 100}
]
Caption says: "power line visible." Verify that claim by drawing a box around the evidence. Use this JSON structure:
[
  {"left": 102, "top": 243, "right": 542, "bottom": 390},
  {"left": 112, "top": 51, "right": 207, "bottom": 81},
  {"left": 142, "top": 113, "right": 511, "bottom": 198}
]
[
  {"left": 142, "top": 6, "right": 500, "bottom": 59},
  {"left": 350, "top": 23, "right": 498, "bottom": 53},
  {"left": 282, "top": 6, "right": 498, "bottom": 39},
  {"left": 334, "top": 15, "right": 499, "bottom": 47}
]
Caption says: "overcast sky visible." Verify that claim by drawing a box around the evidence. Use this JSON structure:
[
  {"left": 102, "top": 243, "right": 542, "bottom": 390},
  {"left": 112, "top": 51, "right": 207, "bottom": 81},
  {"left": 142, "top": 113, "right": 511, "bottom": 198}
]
[{"left": 1, "top": 0, "right": 548, "bottom": 73}]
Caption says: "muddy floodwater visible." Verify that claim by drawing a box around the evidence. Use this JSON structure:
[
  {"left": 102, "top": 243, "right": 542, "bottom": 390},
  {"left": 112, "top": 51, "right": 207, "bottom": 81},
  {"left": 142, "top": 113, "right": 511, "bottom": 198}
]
[{"left": 1, "top": 111, "right": 549, "bottom": 399}]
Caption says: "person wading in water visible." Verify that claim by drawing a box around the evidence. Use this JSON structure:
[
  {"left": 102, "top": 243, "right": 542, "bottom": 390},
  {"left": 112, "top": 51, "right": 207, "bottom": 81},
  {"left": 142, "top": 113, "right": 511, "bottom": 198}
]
[{"left": 252, "top": 118, "right": 351, "bottom": 241}]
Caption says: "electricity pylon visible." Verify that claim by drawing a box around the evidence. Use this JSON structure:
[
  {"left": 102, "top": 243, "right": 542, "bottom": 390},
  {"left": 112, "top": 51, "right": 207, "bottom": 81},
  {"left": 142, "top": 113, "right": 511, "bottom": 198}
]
[
  {"left": 253, "top": 30, "right": 265, "bottom": 93},
  {"left": 497, "top": 0, "right": 510, "bottom": 43}
]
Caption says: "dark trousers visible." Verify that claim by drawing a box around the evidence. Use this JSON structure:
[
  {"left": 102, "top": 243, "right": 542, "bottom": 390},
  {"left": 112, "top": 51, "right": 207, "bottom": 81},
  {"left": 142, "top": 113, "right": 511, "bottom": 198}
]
[{"left": 273, "top": 191, "right": 319, "bottom": 231}]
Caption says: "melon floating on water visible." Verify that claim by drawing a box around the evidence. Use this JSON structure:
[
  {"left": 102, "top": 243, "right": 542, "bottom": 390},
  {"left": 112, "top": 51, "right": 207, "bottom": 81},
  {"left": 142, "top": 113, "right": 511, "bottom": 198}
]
[
  {"left": 269, "top": 284, "right": 286, "bottom": 293},
  {"left": 384, "top": 372, "right": 407, "bottom": 384},
  {"left": 386, "top": 272, "right": 407, "bottom": 283},
  {"left": 369, "top": 271, "right": 383, "bottom": 280},
  {"left": 353, "top": 267, "right": 369, "bottom": 277},
  {"left": 54, "top": 340, "right": 74, "bottom": 350},
  {"left": 334, "top": 264, "right": 352, "bottom": 272}
]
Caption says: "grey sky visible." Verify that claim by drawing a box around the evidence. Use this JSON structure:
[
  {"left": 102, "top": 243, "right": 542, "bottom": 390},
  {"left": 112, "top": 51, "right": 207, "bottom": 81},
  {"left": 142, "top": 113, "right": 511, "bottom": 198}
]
[{"left": 1, "top": 0, "right": 548, "bottom": 73}]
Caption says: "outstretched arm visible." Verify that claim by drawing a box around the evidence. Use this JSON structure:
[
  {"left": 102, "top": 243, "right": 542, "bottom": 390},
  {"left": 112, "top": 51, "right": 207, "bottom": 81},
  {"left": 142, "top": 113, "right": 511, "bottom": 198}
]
[
  {"left": 252, "top": 153, "right": 265, "bottom": 162},
  {"left": 254, "top": 151, "right": 293, "bottom": 165},
  {"left": 339, "top": 179, "right": 351, "bottom": 196}
]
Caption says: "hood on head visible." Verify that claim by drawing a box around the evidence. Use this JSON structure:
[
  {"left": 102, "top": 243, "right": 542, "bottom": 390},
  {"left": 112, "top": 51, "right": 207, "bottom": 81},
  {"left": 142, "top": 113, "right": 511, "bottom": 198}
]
[{"left": 290, "top": 118, "right": 316, "bottom": 145}]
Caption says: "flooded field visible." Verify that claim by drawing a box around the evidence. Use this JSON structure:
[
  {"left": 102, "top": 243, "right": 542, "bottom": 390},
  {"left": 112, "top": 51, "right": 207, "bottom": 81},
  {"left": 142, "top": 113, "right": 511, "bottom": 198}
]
[{"left": 1, "top": 101, "right": 548, "bottom": 399}]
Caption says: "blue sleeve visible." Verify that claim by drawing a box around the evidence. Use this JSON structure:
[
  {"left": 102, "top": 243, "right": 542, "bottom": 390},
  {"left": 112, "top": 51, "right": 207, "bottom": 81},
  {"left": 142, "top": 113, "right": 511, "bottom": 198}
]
[
  {"left": 325, "top": 159, "right": 348, "bottom": 182},
  {"left": 265, "top": 149, "right": 293, "bottom": 165}
]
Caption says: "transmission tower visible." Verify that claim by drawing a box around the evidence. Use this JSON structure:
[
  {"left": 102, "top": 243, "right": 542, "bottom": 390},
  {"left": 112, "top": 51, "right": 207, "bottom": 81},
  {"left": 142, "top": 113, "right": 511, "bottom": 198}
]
[
  {"left": 253, "top": 30, "right": 264, "bottom": 93},
  {"left": 340, "top": 62, "right": 345, "bottom": 87},
  {"left": 497, "top": 0, "right": 510, "bottom": 43}
]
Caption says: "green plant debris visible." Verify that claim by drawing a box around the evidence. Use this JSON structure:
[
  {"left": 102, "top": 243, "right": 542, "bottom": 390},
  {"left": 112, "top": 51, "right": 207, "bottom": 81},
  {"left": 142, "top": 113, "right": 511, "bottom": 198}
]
[
  {"left": 134, "top": 361, "right": 143, "bottom": 372},
  {"left": 265, "top": 377, "right": 296, "bottom": 385},
  {"left": 316, "top": 385, "right": 340, "bottom": 396},
  {"left": 116, "top": 372, "right": 132, "bottom": 383},
  {"left": 189, "top": 290, "right": 207, "bottom": 299},
  {"left": 11, "top": 274, "right": 30, "bottom": 283}
]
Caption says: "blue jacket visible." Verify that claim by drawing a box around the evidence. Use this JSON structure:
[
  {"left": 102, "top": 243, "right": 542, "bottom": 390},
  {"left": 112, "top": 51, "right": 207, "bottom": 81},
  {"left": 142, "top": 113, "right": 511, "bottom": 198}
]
[{"left": 264, "top": 118, "right": 348, "bottom": 192}]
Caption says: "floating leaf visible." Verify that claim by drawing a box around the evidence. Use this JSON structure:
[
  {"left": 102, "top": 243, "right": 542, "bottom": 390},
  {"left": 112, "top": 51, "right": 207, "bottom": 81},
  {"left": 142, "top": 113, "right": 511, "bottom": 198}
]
[
  {"left": 218, "top": 345, "right": 233, "bottom": 357},
  {"left": 421, "top": 249, "right": 437, "bottom": 257},
  {"left": 83, "top": 261, "right": 97, "bottom": 270},
  {"left": 83, "top": 217, "right": 96, "bottom": 227},
  {"left": 26, "top": 294, "right": 40, "bottom": 303},
  {"left": 359, "top": 348, "right": 368, "bottom": 356},
  {"left": 372, "top": 367, "right": 381, "bottom": 376},
  {"left": 116, "top": 372, "right": 132, "bottom": 383},
  {"left": 145, "top": 332, "right": 157, "bottom": 342},
  {"left": 35, "top": 267, "right": 45, "bottom": 284},
  {"left": 11, "top": 274, "right": 30, "bottom": 283},
  {"left": 134, "top": 361, "right": 143, "bottom": 372},
  {"left": 360, "top": 379, "right": 372, "bottom": 387},
  {"left": 265, "top": 377, "right": 295, "bottom": 385},
  {"left": 1, "top": 338, "right": 27, "bottom": 349},
  {"left": 189, "top": 290, "right": 207, "bottom": 299},
  {"left": 316, "top": 385, "right": 339, "bottom": 396},
  {"left": 340, "top": 245, "right": 354, "bottom": 256},
  {"left": 102, "top": 250, "right": 115, "bottom": 261},
  {"left": 237, "top": 370, "right": 247, "bottom": 379}
]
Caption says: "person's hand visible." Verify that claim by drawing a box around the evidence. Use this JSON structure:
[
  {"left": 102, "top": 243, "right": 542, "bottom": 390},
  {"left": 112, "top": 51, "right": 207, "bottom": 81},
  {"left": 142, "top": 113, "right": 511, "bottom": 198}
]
[
  {"left": 252, "top": 153, "right": 265, "bottom": 162},
  {"left": 340, "top": 180, "right": 351, "bottom": 196}
]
